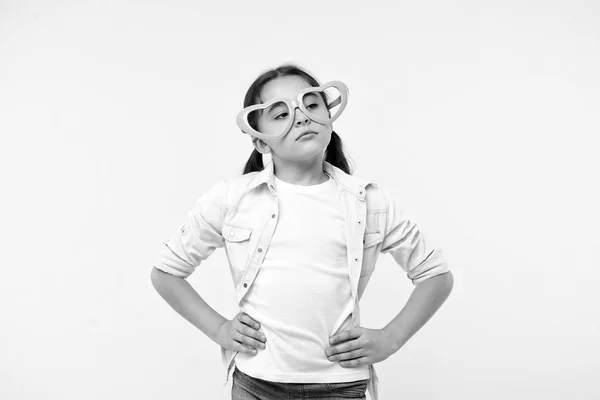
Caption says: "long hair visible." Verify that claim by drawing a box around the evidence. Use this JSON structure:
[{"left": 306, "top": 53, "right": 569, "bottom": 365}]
[{"left": 240, "top": 63, "right": 353, "bottom": 175}]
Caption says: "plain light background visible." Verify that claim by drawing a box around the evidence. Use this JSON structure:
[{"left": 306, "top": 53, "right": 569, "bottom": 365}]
[{"left": 1, "top": 0, "right": 598, "bottom": 399}]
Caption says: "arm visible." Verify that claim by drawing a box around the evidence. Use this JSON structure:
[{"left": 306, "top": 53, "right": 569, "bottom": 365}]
[
  {"left": 382, "top": 271, "right": 454, "bottom": 352},
  {"left": 379, "top": 186, "right": 453, "bottom": 350},
  {"left": 151, "top": 179, "right": 228, "bottom": 342},
  {"left": 150, "top": 266, "right": 227, "bottom": 343},
  {"left": 326, "top": 188, "right": 453, "bottom": 365}
]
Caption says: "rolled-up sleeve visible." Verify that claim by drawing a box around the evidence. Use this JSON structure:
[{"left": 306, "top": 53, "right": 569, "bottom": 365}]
[
  {"left": 380, "top": 187, "right": 450, "bottom": 285},
  {"left": 154, "top": 179, "right": 227, "bottom": 279}
]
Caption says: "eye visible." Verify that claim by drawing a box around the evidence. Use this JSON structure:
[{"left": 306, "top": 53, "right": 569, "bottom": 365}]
[
  {"left": 307, "top": 103, "right": 319, "bottom": 109},
  {"left": 274, "top": 112, "right": 288, "bottom": 120}
]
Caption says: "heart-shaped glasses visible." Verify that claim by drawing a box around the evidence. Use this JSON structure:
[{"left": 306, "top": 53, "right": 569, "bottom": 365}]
[{"left": 236, "top": 80, "right": 348, "bottom": 141}]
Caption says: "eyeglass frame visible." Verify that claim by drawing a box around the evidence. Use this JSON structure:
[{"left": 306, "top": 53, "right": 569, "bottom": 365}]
[{"left": 235, "top": 80, "right": 349, "bottom": 141}]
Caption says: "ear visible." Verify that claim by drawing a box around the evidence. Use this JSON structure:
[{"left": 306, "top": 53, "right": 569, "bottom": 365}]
[{"left": 252, "top": 137, "right": 271, "bottom": 154}]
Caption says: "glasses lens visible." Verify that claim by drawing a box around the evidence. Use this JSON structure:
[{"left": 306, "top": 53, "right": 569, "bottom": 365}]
[
  {"left": 248, "top": 100, "right": 290, "bottom": 136},
  {"left": 302, "top": 86, "right": 343, "bottom": 122}
]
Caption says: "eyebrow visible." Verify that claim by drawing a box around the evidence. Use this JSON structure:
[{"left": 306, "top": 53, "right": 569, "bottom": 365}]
[
  {"left": 266, "top": 102, "right": 286, "bottom": 114},
  {"left": 304, "top": 93, "right": 322, "bottom": 103}
]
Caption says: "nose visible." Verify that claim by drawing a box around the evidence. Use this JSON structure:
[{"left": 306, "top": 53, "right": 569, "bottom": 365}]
[{"left": 294, "top": 108, "right": 310, "bottom": 127}]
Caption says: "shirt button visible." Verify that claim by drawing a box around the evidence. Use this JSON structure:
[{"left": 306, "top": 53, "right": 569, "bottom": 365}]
[
  {"left": 358, "top": 220, "right": 362, "bottom": 224},
  {"left": 243, "top": 283, "right": 248, "bottom": 288},
  {"left": 229, "top": 231, "right": 235, "bottom": 237},
  {"left": 271, "top": 214, "right": 276, "bottom": 218},
  {"left": 258, "top": 248, "right": 263, "bottom": 253},
  {"left": 354, "top": 257, "right": 359, "bottom": 262}
]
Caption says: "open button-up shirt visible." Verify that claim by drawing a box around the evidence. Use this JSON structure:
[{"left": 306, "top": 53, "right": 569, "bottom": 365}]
[{"left": 155, "top": 160, "right": 450, "bottom": 400}]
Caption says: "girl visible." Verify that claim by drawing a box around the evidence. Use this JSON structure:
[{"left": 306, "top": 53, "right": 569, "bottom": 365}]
[{"left": 152, "top": 64, "right": 453, "bottom": 400}]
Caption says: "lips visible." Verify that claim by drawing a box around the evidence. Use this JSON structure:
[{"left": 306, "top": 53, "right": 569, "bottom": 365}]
[{"left": 297, "top": 131, "right": 317, "bottom": 140}]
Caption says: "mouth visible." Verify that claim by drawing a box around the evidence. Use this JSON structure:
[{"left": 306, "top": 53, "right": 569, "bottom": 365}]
[{"left": 297, "top": 131, "right": 317, "bottom": 140}]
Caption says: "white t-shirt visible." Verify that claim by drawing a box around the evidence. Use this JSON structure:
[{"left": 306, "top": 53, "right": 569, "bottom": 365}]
[{"left": 235, "top": 171, "right": 370, "bottom": 382}]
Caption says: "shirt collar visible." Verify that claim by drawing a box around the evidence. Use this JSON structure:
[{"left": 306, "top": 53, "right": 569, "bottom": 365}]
[{"left": 246, "top": 159, "right": 372, "bottom": 200}]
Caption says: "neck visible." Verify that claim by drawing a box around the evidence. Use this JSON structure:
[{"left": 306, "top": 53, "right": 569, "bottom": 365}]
[{"left": 272, "top": 156, "right": 328, "bottom": 186}]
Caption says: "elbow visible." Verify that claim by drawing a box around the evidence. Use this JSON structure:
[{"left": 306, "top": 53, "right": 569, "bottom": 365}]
[
  {"left": 150, "top": 266, "right": 160, "bottom": 287},
  {"left": 151, "top": 266, "right": 171, "bottom": 289},
  {"left": 418, "top": 270, "right": 453, "bottom": 292},
  {"left": 151, "top": 265, "right": 186, "bottom": 287},
  {"left": 439, "top": 271, "right": 454, "bottom": 294}
]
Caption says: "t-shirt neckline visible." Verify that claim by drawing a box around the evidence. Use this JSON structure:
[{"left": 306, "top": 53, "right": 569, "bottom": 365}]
[{"left": 274, "top": 172, "right": 333, "bottom": 192}]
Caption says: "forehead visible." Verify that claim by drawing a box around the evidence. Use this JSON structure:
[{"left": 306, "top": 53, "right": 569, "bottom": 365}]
[{"left": 259, "top": 75, "right": 313, "bottom": 103}]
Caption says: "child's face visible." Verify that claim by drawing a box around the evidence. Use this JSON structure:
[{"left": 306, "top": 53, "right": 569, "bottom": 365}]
[{"left": 252, "top": 75, "right": 333, "bottom": 162}]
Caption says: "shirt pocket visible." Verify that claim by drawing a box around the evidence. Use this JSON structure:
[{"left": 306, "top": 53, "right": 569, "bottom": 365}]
[
  {"left": 223, "top": 223, "right": 253, "bottom": 278},
  {"left": 363, "top": 231, "right": 383, "bottom": 247}
]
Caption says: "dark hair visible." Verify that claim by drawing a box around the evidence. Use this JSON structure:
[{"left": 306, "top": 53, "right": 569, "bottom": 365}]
[{"left": 240, "top": 63, "right": 353, "bottom": 175}]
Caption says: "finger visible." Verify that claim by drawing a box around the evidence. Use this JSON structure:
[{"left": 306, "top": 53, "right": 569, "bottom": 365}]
[
  {"left": 329, "top": 328, "right": 361, "bottom": 346},
  {"left": 235, "top": 318, "right": 267, "bottom": 343},
  {"left": 333, "top": 346, "right": 365, "bottom": 361},
  {"left": 233, "top": 328, "right": 266, "bottom": 350},
  {"left": 339, "top": 356, "right": 369, "bottom": 368},
  {"left": 233, "top": 340, "right": 258, "bottom": 355},
  {"left": 236, "top": 313, "right": 266, "bottom": 343},
  {"left": 327, "top": 337, "right": 362, "bottom": 356},
  {"left": 238, "top": 313, "right": 261, "bottom": 330}
]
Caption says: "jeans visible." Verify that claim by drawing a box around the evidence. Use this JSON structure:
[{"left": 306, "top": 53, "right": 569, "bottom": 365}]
[{"left": 232, "top": 367, "right": 369, "bottom": 400}]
